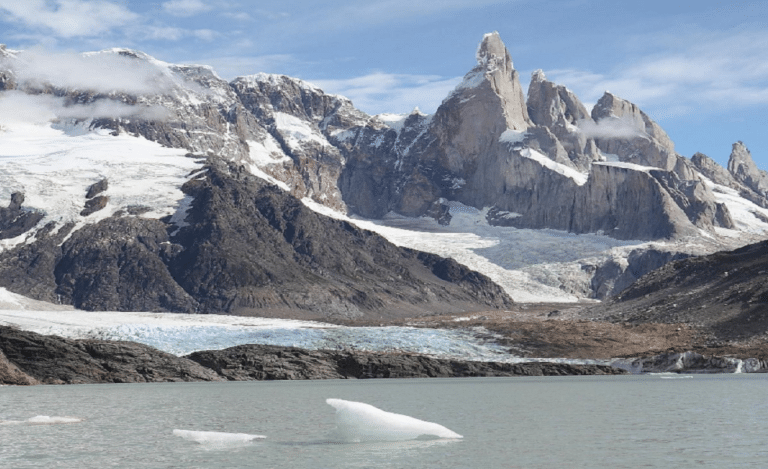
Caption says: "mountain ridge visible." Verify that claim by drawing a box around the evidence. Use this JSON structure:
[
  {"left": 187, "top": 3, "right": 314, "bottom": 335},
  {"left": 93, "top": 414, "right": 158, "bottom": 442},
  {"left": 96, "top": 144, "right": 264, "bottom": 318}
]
[{"left": 0, "top": 32, "right": 767, "bottom": 312}]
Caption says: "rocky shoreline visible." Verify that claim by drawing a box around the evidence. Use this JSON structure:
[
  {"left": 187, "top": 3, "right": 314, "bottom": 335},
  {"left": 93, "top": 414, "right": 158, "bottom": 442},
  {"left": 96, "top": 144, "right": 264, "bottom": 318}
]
[
  {"left": 6, "top": 323, "right": 768, "bottom": 386},
  {"left": 0, "top": 325, "right": 629, "bottom": 385}
]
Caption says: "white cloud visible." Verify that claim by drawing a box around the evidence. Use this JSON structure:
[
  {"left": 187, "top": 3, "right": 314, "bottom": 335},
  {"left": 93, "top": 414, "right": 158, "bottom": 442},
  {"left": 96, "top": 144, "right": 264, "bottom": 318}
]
[
  {"left": 576, "top": 116, "right": 644, "bottom": 140},
  {"left": 0, "top": 0, "right": 138, "bottom": 38},
  {"left": 544, "top": 28, "right": 768, "bottom": 121},
  {"left": 8, "top": 48, "right": 176, "bottom": 95},
  {"left": 192, "top": 29, "right": 219, "bottom": 42},
  {"left": 162, "top": 0, "right": 212, "bottom": 17},
  {"left": 311, "top": 73, "right": 463, "bottom": 115},
  {"left": 0, "top": 91, "right": 169, "bottom": 125},
  {"left": 222, "top": 11, "right": 253, "bottom": 21}
]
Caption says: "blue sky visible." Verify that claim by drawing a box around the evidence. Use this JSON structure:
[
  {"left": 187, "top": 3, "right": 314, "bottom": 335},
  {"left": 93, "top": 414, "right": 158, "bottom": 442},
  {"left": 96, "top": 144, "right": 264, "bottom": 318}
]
[{"left": 0, "top": 0, "right": 766, "bottom": 169}]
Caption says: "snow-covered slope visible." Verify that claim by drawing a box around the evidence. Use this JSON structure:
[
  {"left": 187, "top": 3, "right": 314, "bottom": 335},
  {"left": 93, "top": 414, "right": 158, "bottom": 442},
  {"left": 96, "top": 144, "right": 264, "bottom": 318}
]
[{"left": 0, "top": 121, "right": 200, "bottom": 245}]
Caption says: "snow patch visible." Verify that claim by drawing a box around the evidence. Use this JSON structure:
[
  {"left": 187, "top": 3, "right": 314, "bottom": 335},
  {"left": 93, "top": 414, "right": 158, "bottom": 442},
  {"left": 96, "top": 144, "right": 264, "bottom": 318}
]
[
  {"left": 246, "top": 138, "right": 291, "bottom": 191},
  {"left": 499, "top": 129, "right": 527, "bottom": 145},
  {"left": 273, "top": 112, "right": 329, "bottom": 149},
  {"left": 703, "top": 178, "right": 768, "bottom": 233},
  {"left": 376, "top": 113, "right": 408, "bottom": 133},
  {"left": 593, "top": 160, "right": 655, "bottom": 173},
  {"left": 519, "top": 148, "right": 588, "bottom": 185}
]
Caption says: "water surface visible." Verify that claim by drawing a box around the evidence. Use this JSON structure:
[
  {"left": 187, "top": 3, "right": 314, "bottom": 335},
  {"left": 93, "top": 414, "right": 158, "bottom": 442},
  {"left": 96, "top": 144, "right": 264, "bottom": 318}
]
[{"left": 2, "top": 375, "right": 766, "bottom": 468}]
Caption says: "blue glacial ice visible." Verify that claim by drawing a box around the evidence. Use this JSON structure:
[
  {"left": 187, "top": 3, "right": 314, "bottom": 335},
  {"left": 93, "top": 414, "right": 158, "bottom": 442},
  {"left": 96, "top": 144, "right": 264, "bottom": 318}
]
[{"left": 84, "top": 323, "right": 515, "bottom": 359}]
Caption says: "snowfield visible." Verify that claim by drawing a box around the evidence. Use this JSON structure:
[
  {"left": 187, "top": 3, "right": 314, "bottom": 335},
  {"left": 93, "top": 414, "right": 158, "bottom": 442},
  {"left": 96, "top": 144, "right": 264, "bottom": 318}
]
[{"left": 0, "top": 121, "right": 201, "bottom": 249}]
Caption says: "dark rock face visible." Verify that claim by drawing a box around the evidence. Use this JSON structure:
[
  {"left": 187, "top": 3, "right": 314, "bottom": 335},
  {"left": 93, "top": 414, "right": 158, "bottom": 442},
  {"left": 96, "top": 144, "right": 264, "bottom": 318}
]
[
  {"left": 186, "top": 344, "right": 627, "bottom": 380},
  {"left": 80, "top": 195, "right": 108, "bottom": 216},
  {"left": 54, "top": 217, "right": 198, "bottom": 312},
  {"left": 0, "top": 221, "right": 71, "bottom": 303},
  {"left": 168, "top": 162, "right": 512, "bottom": 319},
  {"left": 0, "top": 347, "right": 39, "bottom": 385},
  {"left": 0, "top": 192, "right": 44, "bottom": 240},
  {"left": 585, "top": 240, "right": 768, "bottom": 342},
  {"left": 0, "top": 326, "right": 222, "bottom": 385},
  {"left": 0, "top": 162, "right": 512, "bottom": 319},
  {"left": 85, "top": 178, "right": 109, "bottom": 199},
  {"left": 615, "top": 351, "right": 766, "bottom": 374},
  {"left": 591, "top": 249, "right": 691, "bottom": 299}
]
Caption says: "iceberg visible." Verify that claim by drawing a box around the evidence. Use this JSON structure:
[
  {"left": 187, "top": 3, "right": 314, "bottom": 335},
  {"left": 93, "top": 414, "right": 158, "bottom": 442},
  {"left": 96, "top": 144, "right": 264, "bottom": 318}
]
[
  {"left": 172, "top": 429, "right": 266, "bottom": 445},
  {"left": 0, "top": 415, "right": 83, "bottom": 425},
  {"left": 326, "top": 398, "right": 462, "bottom": 442}
]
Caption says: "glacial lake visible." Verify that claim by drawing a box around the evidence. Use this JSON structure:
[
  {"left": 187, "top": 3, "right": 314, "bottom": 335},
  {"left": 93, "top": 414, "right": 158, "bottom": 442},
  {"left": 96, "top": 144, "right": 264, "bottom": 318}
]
[{"left": 2, "top": 375, "right": 767, "bottom": 468}]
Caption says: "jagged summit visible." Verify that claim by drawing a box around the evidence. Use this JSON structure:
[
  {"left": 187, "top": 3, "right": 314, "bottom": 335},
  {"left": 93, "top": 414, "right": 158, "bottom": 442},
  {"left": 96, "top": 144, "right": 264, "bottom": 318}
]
[
  {"left": 729, "top": 141, "right": 768, "bottom": 197},
  {"left": 476, "top": 31, "right": 513, "bottom": 68}
]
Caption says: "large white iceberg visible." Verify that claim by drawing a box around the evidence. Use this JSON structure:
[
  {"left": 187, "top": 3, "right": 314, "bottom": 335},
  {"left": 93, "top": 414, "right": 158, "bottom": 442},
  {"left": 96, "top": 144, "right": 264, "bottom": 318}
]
[{"left": 326, "top": 398, "right": 462, "bottom": 442}]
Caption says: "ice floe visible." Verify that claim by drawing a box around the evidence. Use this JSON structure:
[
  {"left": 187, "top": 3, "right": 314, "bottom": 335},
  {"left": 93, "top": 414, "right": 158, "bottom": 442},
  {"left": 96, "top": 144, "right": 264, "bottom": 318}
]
[{"left": 326, "top": 399, "right": 462, "bottom": 442}]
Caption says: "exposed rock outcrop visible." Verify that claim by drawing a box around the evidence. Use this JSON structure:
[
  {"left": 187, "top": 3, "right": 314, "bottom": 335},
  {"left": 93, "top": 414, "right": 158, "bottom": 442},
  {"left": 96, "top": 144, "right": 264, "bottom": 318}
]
[
  {"left": 613, "top": 351, "right": 767, "bottom": 374},
  {"left": 0, "top": 347, "right": 39, "bottom": 385},
  {"left": 591, "top": 248, "right": 691, "bottom": 299},
  {"left": 584, "top": 239, "right": 768, "bottom": 342},
  {"left": 80, "top": 195, "right": 108, "bottom": 216},
  {"left": 185, "top": 343, "right": 627, "bottom": 380},
  {"left": 0, "top": 326, "right": 222, "bottom": 384},
  {"left": 0, "top": 192, "right": 44, "bottom": 240},
  {"left": 85, "top": 178, "right": 109, "bottom": 199}
]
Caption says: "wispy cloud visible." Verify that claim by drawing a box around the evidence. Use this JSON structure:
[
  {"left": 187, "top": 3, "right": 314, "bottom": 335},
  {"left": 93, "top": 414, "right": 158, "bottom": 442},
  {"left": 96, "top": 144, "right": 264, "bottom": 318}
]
[
  {"left": 311, "top": 73, "right": 463, "bottom": 115},
  {"left": 0, "top": 91, "right": 168, "bottom": 125},
  {"left": 544, "top": 28, "right": 768, "bottom": 120},
  {"left": 0, "top": 0, "right": 138, "bottom": 38},
  {"left": 161, "top": 0, "right": 213, "bottom": 17},
  {"left": 576, "top": 116, "right": 644, "bottom": 140},
  {"left": 7, "top": 49, "right": 176, "bottom": 95}
]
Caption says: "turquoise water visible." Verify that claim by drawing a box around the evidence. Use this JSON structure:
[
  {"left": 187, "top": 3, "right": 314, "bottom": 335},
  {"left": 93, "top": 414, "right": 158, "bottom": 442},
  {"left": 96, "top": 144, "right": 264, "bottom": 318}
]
[{"left": 2, "top": 375, "right": 767, "bottom": 468}]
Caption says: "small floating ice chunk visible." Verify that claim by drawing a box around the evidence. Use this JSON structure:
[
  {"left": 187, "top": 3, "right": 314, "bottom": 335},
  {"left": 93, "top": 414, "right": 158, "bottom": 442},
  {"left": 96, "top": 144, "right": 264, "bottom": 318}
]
[
  {"left": 326, "top": 398, "right": 462, "bottom": 442},
  {"left": 25, "top": 415, "right": 83, "bottom": 425},
  {"left": 172, "top": 429, "right": 266, "bottom": 445}
]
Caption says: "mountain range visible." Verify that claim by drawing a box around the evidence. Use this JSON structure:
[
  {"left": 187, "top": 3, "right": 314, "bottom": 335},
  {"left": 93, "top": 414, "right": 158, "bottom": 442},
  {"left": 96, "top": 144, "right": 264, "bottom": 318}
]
[{"left": 0, "top": 33, "right": 767, "bottom": 324}]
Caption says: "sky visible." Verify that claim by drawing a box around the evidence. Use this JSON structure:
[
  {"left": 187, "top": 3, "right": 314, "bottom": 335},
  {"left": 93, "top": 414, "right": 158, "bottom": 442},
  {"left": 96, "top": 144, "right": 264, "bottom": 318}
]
[{"left": 0, "top": 0, "right": 766, "bottom": 169}]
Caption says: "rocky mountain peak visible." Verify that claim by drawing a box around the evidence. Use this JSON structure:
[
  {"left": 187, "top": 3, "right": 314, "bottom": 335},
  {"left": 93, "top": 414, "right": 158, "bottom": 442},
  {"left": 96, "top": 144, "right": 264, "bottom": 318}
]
[
  {"left": 729, "top": 141, "right": 753, "bottom": 167},
  {"left": 444, "top": 32, "right": 530, "bottom": 132},
  {"left": 525, "top": 69, "right": 597, "bottom": 169},
  {"left": 728, "top": 141, "right": 768, "bottom": 197},
  {"left": 476, "top": 31, "right": 513, "bottom": 69},
  {"left": 590, "top": 92, "right": 679, "bottom": 171},
  {"left": 530, "top": 68, "right": 546, "bottom": 82}
]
